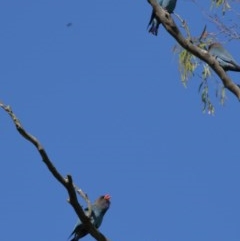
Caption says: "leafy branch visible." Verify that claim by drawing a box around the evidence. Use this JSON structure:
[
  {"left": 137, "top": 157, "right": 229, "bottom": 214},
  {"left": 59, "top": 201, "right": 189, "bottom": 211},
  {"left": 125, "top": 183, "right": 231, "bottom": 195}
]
[{"left": 147, "top": 0, "right": 240, "bottom": 102}]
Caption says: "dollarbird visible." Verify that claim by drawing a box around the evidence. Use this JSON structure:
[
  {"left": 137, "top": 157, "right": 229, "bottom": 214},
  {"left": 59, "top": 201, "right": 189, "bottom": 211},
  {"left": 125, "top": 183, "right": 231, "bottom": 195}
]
[
  {"left": 148, "top": 0, "right": 177, "bottom": 36},
  {"left": 69, "top": 194, "right": 111, "bottom": 241},
  {"left": 208, "top": 42, "right": 240, "bottom": 72}
]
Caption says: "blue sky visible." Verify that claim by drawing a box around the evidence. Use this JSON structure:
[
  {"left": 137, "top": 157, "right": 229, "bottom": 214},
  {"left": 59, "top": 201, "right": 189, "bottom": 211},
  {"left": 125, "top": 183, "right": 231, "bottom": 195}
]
[{"left": 1, "top": 1, "right": 240, "bottom": 241}]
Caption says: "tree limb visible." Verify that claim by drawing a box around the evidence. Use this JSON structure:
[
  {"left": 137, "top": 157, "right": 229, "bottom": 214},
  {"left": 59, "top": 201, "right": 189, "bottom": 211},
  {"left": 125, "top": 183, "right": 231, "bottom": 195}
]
[
  {"left": 147, "top": 0, "right": 240, "bottom": 100},
  {"left": 0, "top": 101, "right": 110, "bottom": 241}
]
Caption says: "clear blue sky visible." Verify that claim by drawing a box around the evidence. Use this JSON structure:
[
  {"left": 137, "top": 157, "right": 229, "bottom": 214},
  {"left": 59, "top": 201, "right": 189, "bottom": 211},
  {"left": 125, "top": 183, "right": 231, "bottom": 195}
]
[{"left": 1, "top": 1, "right": 240, "bottom": 241}]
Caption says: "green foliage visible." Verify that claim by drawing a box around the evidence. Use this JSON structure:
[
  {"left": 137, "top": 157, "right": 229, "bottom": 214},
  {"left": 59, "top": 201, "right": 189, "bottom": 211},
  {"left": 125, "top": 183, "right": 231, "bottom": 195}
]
[
  {"left": 175, "top": 45, "right": 216, "bottom": 115},
  {"left": 175, "top": 43, "right": 227, "bottom": 114},
  {"left": 178, "top": 48, "right": 198, "bottom": 86},
  {"left": 172, "top": 8, "right": 234, "bottom": 113},
  {"left": 198, "top": 64, "right": 227, "bottom": 114},
  {"left": 219, "top": 85, "right": 227, "bottom": 105},
  {"left": 202, "top": 64, "right": 211, "bottom": 81},
  {"left": 198, "top": 64, "right": 214, "bottom": 115},
  {"left": 171, "top": 2, "right": 239, "bottom": 112},
  {"left": 199, "top": 83, "right": 215, "bottom": 115}
]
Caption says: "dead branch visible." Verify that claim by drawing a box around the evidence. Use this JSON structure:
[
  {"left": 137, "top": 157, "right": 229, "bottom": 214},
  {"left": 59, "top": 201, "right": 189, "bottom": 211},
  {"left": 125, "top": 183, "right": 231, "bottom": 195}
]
[{"left": 0, "top": 101, "right": 110, "bottom": 241}]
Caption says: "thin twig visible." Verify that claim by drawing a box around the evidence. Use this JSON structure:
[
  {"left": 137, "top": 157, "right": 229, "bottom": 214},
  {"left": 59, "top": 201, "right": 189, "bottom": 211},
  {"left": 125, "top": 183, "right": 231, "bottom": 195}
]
[{"left": 74, "top": 185, "right": 92, "bottom": 217}]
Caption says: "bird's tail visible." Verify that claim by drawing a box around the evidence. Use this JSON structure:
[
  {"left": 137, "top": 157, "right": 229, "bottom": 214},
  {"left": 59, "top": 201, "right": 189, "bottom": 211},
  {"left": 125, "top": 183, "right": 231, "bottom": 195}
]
[
  {"left": 147, "top": 12, "right": 154, "bottom": 29},
  {"left": 147, "top": 13, "right": 160, "bottom": 36},
  {"left": 67, "top": 230, "right": 76, "bottom": 241},
  {"left": 147, "top": 17, "right": 160, "bottom": 36},
  {"left": 235, "top": 65, "right": 240, "bottom": 72},
  {"left": 148, "top": 25, "right": 159, "bottom": 36},
  {"left": 68, "top": 234, "right": 78, "bottom": 241},
  {"left": 69, "top": 238, "right": 77, "bottom": 241},
  {"left": 228, "top": 61, "right": 240, "bottom": 72}
]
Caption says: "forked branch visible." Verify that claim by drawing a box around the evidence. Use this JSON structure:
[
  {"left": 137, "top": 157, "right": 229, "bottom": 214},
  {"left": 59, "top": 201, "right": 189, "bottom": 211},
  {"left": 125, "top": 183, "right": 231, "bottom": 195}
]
[{"left": 0, "top": 101, "right": 109, "bottom": 241}]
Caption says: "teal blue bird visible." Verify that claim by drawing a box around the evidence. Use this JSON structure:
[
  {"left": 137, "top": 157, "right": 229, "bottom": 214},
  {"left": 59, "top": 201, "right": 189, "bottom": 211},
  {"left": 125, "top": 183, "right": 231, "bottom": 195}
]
[
  {"left": 208, "top": 43, "right": 240, "bottom": 72},
  {"left": 69, "top": 194, "right": 111, "bottom": 241},
  {"left": 148, "top": 0, "right": 177, "bottom": 36}
]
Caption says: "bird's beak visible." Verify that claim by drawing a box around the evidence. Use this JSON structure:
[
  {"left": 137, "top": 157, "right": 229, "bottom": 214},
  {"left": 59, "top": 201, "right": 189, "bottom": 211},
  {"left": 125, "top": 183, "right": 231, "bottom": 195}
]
[{"left": 104, "top": 194, "right": 111, "bottom": 200}]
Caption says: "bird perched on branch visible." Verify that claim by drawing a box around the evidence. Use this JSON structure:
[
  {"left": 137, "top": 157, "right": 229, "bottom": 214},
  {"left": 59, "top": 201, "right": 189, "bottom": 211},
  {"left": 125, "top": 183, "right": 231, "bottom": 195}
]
[
  {"left": 69, "top": 194, "right": 111, "bottom": 241},
  {"left": 148, "top": 0, "right": 177, "bottom": 36},
  {"left": 208, "top": 42, "right": 240, "bottom": 72}
]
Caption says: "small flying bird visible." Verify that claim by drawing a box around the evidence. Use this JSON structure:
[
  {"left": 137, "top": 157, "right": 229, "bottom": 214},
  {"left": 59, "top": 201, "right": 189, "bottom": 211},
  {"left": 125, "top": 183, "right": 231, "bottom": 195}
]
[
  {"left": 208, "top": 42, "right": 240, "bottom": 72},
  {"left": 148, "top": 0, "right": 177, "bottom": 36},
  {"left": 66, "top": 22, "right": 73, "bottom": 27},
  {"left": 69, "top": 194, "right": 111, "bottom": 241}
]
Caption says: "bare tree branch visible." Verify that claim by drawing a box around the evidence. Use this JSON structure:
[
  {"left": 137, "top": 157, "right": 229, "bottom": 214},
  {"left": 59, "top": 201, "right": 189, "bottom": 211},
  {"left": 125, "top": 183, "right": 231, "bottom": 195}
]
[
  {"left": 147, "top": 0, "right": 240, "bottom": 101},
  {"left": 74, "top": 184, "right": 92, "bottom": 218},
  {"left": 207, "top": 14, "right": 240, "bottom": 40},
  {"left": 0, "top": 101, "right": 110, "bottom": 241}
]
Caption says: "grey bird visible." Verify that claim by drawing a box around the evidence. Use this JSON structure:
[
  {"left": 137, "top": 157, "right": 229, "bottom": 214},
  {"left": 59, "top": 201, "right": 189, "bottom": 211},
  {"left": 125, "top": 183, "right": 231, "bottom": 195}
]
[{"left": 208, "top": 42, "right": 240, "bottom": 72}]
